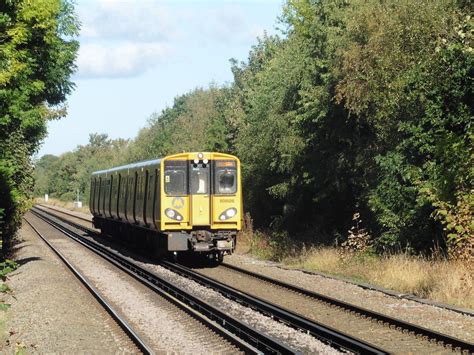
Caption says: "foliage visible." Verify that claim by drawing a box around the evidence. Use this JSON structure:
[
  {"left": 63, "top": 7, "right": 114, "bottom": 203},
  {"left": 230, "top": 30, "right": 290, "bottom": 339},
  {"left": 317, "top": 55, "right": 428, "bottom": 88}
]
[
  {"left": 0, "top": 284, "right": 11, "bottom": 293},
  {"left": 0, "top": 0, "right": 79, "bottom": 256},
  {"left": 34, "top": 134, "right": 129, "bottom": 204},
  {"left": 359, "top": 4, "right": 473, "bottom": 253},
  {"left": 429, "top": 191, "right": 473, "bottom": 261},
  {"left": 125, "top": 86, "right": 233, "bottom": 162},
  {"left": 0, "top": 260, "right": 18, "bottom": 281},
  {"left": 0, "top": 259, "right": 18, "bottom": 303},
  {"left": 34, "top": 0, "right": 472, "bottom": 259}
]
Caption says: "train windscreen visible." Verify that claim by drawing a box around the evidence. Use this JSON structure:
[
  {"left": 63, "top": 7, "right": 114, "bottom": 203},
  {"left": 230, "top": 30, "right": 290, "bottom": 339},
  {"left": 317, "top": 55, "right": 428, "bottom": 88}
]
[
  {"left": 190, "top": 164, "right": 209, "bottom": 194},
  {"left": 164, "top": 160, "right": 187, "bottom": 195},
  {"left": 215, "top": 161, "right": 237, "bottom": 194},
  {"left": 164, "top": 159, "right": 237, "bottom": 195}
]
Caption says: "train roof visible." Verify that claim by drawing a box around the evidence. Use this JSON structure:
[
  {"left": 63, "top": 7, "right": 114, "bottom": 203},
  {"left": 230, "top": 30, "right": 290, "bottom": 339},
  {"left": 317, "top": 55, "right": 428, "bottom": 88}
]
[
  {"left": 91, "top": 152, "right": 239, "bottom": 176},
  {"left": 92, "top": 158, "right": 162, "bottom": 176}
]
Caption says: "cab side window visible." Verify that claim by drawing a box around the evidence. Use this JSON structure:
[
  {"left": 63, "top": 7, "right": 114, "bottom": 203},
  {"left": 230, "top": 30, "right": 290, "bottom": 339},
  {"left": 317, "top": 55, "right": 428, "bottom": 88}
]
[{"left": 216, "top": 169, "right": 237, "bottom": 194}]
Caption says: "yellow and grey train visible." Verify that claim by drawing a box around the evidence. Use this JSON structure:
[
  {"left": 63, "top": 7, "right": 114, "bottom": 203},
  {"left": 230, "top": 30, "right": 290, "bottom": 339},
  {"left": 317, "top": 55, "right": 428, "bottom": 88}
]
[{"left": 89, "top": 152, "right": 242, "bottom": 261}]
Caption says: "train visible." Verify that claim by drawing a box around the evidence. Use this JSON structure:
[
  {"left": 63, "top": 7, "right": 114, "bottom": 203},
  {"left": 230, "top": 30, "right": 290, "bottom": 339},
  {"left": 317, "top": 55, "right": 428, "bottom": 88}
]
[{"left": 89, "top": 152, "right": 242, "bottom": 262}]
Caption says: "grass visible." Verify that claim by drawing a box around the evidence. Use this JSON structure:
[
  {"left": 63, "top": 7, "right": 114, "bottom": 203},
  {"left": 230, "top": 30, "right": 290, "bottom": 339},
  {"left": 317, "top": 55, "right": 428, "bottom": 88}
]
[
  {"left": 288, "top": 249, "right": 473, "bottom": 308},
  {"left": 36, "top": 205, "right": 473, "bottom": 309},
  {"left": 237, "top": 220, "right": 474, "bottom": 309},
  {"left": 34, "top": 197, "right": 90, "bottom": 215}
]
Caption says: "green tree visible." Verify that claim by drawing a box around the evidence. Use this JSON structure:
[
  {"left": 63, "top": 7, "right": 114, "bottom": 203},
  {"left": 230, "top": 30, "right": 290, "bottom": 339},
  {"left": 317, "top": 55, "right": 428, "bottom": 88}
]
[
  {"left": 333, "top": 0, "right": 472, "bottom": 253},
  {"left": 33, "top": 154, "right": 59, "bottom": 196},
  {"left": 125, "top": 87, "right": 231, "bottom": 162},
  {"left": 0, "top": 0, "right": 79, "bottom": 255},
  {"left": 34, "top": 134, "right": 130, "bottom": 205}
]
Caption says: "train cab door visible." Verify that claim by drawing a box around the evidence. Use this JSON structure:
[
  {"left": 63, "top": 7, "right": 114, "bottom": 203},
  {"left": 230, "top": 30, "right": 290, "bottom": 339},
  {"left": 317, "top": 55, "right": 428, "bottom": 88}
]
[{"left": 190, "top": 162, "right": 210, "bottom": 226}]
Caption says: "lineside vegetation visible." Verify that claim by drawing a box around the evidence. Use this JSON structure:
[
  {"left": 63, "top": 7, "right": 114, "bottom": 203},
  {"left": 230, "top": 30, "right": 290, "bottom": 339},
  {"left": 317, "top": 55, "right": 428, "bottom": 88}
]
[
  {"left": 0, "top": 0, "right": 79, "bottom": 257},
  {"left": 34, "top": 0, "right": 472, "bottom": 262}
]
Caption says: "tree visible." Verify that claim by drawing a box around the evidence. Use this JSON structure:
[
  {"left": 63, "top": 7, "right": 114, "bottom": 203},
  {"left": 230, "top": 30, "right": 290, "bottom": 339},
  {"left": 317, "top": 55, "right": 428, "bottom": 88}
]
[
  {"left": 0, "top": 0, "right": 79, "bottom": 255},
  {"left": 34, "top": 134, "right": 130, "bottom": 205},
  {"left": 332, "top": 0, "right": 472, "bottom": 253},
  {"left": 31, "top": 0, "right": 472, "bottom": 259}
]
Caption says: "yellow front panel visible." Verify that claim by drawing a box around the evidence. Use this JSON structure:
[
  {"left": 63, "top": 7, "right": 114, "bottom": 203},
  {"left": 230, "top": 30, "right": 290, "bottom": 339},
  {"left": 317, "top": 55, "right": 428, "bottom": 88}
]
[
  {"left": 161, "top": 195, "right": 190, "bottom": 230},
  {"left": 160, "top": 153, "right": 190, "bottom": 231},
  {"left": 210, "top": 153, "right": 243, "bottom": 230},
  {"left": 160, "top": 152, "right": 243, "bottom": 231},
  {"left": 191, "top": 194, "right": 210, "bottom": 226},
  {"left": 212, "top": 195, "right": 239, "bottom": 225}
]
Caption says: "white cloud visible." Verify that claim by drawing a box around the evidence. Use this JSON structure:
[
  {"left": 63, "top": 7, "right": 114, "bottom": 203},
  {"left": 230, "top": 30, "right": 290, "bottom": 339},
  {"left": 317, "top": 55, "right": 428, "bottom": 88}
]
[
  {"left": 74, "top": 1, "right": 277, "bottom": 78},
  {"left": 75, "top": 1, "right": 181, "bottom": 78},
  {"left": 191, "top": 4, "right": 268, "bottom": 45},
  {"left": 79, "top": 1, "right": 181, "bottom": 42},
  {"left": 76, "top": 42, "right": 170, "bottom": 78}
]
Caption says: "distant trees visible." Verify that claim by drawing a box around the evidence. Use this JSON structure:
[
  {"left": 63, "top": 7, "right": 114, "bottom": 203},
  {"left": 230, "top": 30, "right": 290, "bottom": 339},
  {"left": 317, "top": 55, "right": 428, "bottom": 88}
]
[
  {"left": 34, "top": 0, "right": 472, "bottom": 259},
  {"left": 125, "top": 87, "right": 225, "bottom": 161},
  {"left": 0, "top": 0, "right": 79, "bottom": 255},
  {"left": 34, "top": 134, "right": 129, "bottom": 204}
]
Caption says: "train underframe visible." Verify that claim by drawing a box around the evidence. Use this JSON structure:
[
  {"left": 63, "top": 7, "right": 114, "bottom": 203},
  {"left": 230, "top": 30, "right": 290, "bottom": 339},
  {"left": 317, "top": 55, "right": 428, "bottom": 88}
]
[{"left": 92, "top": 216, "right": 235, "bottom": 262}]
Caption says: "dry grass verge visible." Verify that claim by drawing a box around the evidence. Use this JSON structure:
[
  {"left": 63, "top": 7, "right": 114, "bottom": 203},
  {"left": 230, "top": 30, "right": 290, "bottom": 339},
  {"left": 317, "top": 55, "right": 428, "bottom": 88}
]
[
  {"left": 34, "top": 197, "right": 90, "bottom": 215},
  {"left": 237, "top": 218, "right": 474, "bottom": 310},
  {"left": 286, "top": 248, "right": 473, "bottom": 309}
]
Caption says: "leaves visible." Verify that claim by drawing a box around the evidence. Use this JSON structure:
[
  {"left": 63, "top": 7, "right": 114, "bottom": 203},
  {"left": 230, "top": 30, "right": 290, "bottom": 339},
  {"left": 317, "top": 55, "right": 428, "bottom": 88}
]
[
  {"left": 0, "top": 0, "right": 79, "bottom": 256},
  {"left": 31, "top": 0, "right": 472, "bottom": 259}
]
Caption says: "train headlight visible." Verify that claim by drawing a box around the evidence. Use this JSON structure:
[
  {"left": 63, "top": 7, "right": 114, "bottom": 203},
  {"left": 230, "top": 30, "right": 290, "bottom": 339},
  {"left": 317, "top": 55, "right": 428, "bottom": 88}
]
[
  {"left": 226, "top": 208, "right": 236, "bottom": 217},
  {"left": 165, "top": 208, "right": 183, "bottom": 221},
  {"left": 203, "top": 158, "right": 209, "bottom": 164},
  {"left": 193, "top": 158, "right": 199, "bottom": 164},
  {"left": 219, "top": 208, "right": 237, "bottom": 221},
  {"left": 198, "top": 153, "right": 203, "bottom": 159}
]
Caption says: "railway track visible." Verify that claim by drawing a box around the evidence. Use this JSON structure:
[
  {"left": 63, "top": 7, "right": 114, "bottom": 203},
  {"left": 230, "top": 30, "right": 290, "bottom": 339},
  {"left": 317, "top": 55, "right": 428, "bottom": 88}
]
[
  {"left": 158, "top": 259, "right": 387, "bottom": 354},
  {"left": 195, "top": 263, "right": 474, "bottom": 354},
  {"left": 29, "top": 207, "right": 288, "bottom": 354},
  {"left": 37, "top": 204, "right": 94, "bottom": 224},
  {"left": 23, "top": 217, "right": 153, "bottom": 354},
  {"left": 218, "top": 262, "right": 473, "bottom": 347},
  {"left": 31, "top": 206, "right": 386, "bottom": 354},
  {"left": 33, "top": 205, "right": 474, "bottom": 354}
]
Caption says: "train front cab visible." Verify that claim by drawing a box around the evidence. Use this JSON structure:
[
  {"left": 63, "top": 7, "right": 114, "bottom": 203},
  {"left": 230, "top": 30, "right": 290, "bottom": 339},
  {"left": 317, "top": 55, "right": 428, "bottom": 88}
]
[{"left": 160, "top": 152, "right": 242, "bottom": 260}]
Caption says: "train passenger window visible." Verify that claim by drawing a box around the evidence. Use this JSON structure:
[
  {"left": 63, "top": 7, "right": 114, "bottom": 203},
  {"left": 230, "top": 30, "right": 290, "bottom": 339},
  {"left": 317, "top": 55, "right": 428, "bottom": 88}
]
[
  {"left": 128, "top": 178, "right": 133, "bottom": 200},
  {"left": 138, "top": 176, "right": 142, "bottom": 200},
  {"left": 216, "top": 169, "right": 237, "bottom": 194},
  {"left": 191, "top": 167, "right": 209, "bottom": 194},
  {"left": 148, "top": 175, "right": 154, "bottom": 199},
  {"left": 165, "top": 170, "right": 186, "bottom": 195}
]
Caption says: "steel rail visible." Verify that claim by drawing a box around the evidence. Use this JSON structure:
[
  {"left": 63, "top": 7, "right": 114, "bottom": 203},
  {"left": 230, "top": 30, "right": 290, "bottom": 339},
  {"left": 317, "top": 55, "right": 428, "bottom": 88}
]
[
  {"left": 30, "top": 207, "right": 291, "bottom": 355},
  {"left": 32, "top": 206, "right": 387, "bottom": 355},
  {"left": 23, "top": 217, "right": 154, "bottom": 355},
  {"left": 220, "top": 263, "right": 474, "bottom": 354},
  {"left": 35, "top": 204, "right": 474, "bottom": 317},
  {"left": 32, "top": 205, "right": 474, "bottom": 353},
  {"left": 37, "top": 204, "right": 92, "bottom": 223},
  {"left": 160, "top": 259, "right": 387, "bottom": 355}
]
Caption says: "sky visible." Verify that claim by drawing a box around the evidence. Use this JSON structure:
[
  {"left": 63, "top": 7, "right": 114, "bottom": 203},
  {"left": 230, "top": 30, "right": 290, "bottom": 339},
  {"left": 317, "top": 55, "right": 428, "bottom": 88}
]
[{"left": 37, "top": 0, "right": 283, "bottom": 157}]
